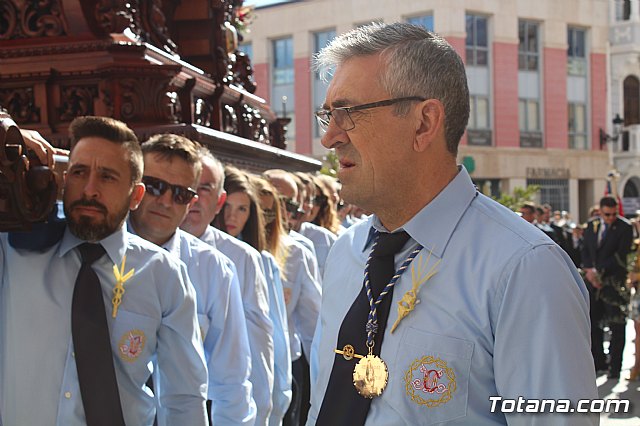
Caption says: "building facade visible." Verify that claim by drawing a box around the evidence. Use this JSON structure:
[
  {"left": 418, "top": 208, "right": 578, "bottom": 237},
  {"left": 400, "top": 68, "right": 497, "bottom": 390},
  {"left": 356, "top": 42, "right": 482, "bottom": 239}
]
[
  {"left": 610, "top": 0, "right": 640, "bottom": 215},
  {"left": 243, "top": 0, "right": 614, "bottom": 221}
]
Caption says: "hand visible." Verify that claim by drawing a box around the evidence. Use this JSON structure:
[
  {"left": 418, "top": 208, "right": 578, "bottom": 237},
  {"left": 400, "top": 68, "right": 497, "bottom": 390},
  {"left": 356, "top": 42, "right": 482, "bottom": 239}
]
[
  {"left": 19, "top": 128, "right": 67, "bottom": 168},
  {"left": 585, "top": 268, "right": 602, "bottom": 289}
]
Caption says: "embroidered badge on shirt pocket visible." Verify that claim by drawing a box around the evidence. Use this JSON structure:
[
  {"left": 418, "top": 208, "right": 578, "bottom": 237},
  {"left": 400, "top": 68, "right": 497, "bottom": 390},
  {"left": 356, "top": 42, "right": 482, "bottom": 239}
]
[
  {"left": 405, "top": 355, "right": 456, "bottom": 407},
  {"left": 119, "top": 329, "right": 146, "bottom": 362},
  {"left": 388, "top": 327, "right": 473, "bottom": 425},
  {"left": 111, "top": 309, "right": 157, "bottom": 365}
]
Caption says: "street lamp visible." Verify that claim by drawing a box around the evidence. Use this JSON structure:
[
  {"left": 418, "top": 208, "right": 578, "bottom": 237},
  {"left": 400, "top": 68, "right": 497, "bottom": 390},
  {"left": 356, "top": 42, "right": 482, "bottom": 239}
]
[{"left": 599, "top": 113, "right": 624, "bottom": 148}]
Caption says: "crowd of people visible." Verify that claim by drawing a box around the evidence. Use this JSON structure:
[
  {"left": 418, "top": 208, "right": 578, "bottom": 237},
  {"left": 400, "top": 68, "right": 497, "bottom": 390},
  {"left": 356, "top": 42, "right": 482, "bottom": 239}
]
[
  {"left": 520, "top": 197, "right": 640, "bottom": 382},
  {"left": 1, "top": 21, "right": 604, "bottom": 426},
  {"left": 0, "top": 113, "right": 369, "bottom": 425}
]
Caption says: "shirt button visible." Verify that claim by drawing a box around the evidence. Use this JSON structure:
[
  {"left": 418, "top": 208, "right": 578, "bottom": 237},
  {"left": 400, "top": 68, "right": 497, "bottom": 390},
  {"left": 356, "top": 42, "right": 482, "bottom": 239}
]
[{"left": 64, "top": 392, "right": 72, "bottom": 399}]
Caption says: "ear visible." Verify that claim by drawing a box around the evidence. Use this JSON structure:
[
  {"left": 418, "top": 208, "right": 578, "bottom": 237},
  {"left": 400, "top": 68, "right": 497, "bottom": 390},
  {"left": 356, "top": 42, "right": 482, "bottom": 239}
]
[
  {"left": 414, "top": 99, "right": 445, "bottom": 152},
  {"left": 186, "top": 194, "right": 199, "bottom": 212},
  {"left": 128, "top": 182, "right": 146, "bottom": 211},
  {"left": 214, "top": 191, "right": 227, "bottom": 216}
]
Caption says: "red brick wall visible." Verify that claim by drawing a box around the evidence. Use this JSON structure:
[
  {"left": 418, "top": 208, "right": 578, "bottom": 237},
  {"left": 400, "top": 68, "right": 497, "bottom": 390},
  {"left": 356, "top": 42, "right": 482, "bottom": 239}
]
[
  {"left": 493, "top": 42, "right": 519, "bottom": 148},
  {"left": 544, "top": 48, "right": 568, "bottom": 149},
  {"left": 253, "top": 62, "right": 269, "bottom": 102},
  {"left": 590, "top": 53, "right": 607, "bottom": 151},
  {"left": 294, "top": 57, "right": 312, "bottom": 155}
]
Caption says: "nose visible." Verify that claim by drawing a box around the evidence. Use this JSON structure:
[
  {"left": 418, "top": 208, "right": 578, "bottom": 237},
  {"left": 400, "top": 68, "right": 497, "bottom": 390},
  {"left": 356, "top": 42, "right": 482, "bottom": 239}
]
[
  {"left": 83, "top": 171, "right": 100, "bottom": 198},
  {"left": 156, "top": 187, "right": 175, "bottom": 207},
  {"left": 320, "top": 121, "right": 348, "bottom": 150}
]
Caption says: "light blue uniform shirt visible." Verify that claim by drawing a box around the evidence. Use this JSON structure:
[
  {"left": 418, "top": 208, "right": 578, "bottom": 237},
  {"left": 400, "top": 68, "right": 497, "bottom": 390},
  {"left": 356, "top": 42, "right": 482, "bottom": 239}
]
[
  {"left": 260, "top": 251, "right": 292, "bottom": 426},
  {"left": 160, "top": 229, "right": 256, "bottom": 426},
  {"left": 199, "top": 225, "right": 275, "bottom": 425},
  {"left": 299, "top": 222, "right": 337, "bottom": 278},
  {"left": 0, "top": 225, "right": 208, "bottom": 426},
  {"left": 282, "top": 235, "right": 321, "bottom": 361},
  {"left": 309, "top": 167, "right": 598, "bottom": 425},
  {"left": 290, "top": 230, "right": 319, "bottom": 277}
]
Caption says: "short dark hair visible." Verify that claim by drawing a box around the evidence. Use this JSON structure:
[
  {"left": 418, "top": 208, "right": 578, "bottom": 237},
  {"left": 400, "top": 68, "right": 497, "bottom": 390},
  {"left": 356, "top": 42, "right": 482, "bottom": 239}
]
[
  {"left": 520, "top": 202, "right": 536, "bottom": 214},
  {"left": 600, "top": 195, "right": 618, "bottom": 208},
  {"left": 68, "top": 116, "right": 143, "bottom": 183},
  {"left": 141, "top": 134, "right": 203, "bottom": 181}
]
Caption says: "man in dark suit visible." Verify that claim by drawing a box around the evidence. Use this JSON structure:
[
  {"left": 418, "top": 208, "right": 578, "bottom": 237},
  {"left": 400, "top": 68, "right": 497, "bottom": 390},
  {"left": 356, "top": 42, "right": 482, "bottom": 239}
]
[{"left": 582, "top": 196, "right": 633, "bottom": 379}]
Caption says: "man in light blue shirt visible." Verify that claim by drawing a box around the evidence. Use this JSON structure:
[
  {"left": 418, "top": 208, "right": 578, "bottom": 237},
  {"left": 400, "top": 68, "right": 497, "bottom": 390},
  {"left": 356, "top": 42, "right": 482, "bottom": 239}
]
[
  {"left": 309, "top": 23, "right": 597, "bottom": 425},
  {"left": 0, "top": 116, "right": 208, "bottom": 425},
  {"left": 181, "top": 150, "right": 286, "bottom": 426},
  {"left": 128, "top": 134, "right": 256, "bottom": 425}
]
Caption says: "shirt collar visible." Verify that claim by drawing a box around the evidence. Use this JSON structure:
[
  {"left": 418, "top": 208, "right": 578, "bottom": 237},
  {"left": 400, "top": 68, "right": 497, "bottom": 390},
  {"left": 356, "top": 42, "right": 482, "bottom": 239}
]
[
  {"left": 126, "top": 216, "right": 179, "bottom": 255},
  {"left": 160, "top": 229, "right": 181, "bottom": 256},
  {"left": 198, "top": 225, "right": 217, "bottom": 248},
  {"left": 58, "top": 221, "right": 129, "bottom": 265},
  {"left": 362, "top": 166, "right": 478, "bottom": 258}
]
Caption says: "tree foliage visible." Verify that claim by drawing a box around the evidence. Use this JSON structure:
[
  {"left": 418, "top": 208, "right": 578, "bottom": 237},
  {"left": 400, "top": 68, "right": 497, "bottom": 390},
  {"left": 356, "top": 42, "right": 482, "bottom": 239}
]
[
  {"left": 320, "top": 150, "right": 338, "bottom": 177},
  {"left": 493, "top": 185, "right": 541, "bottom": 211}
]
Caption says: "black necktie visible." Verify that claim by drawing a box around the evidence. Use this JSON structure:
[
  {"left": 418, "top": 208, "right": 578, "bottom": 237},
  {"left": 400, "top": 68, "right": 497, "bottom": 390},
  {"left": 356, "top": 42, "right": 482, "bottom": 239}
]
[
  {"left": 317, "top": 230, "right": 411, "bottom": 426},
  {"left": 71, "top": 243, "right": 126, "bottom": 426}
]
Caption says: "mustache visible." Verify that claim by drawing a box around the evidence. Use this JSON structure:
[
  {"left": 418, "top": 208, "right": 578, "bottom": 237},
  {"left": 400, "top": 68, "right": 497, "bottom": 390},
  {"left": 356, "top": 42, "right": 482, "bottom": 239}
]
[{"left": 69, "top": 198, "right": 108, "bottom": 214}]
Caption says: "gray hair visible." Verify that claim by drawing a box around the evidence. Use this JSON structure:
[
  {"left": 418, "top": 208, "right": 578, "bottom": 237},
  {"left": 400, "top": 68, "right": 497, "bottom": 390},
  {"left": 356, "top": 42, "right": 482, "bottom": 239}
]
[
  {"left": 313, "top": 22, "right": 469, "bottom": 155},
  {"left": 198, "top": 148, "right": 225, "bottom": 197}
]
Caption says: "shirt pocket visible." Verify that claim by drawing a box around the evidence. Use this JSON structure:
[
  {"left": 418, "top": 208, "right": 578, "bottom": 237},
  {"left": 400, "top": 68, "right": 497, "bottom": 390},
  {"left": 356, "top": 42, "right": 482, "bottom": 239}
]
[
  {"left": 386, "top": 327, "right": 473, "bottom": 425},
  {"left": 111, "top": 309, "right": 158, "bottom": 380}
]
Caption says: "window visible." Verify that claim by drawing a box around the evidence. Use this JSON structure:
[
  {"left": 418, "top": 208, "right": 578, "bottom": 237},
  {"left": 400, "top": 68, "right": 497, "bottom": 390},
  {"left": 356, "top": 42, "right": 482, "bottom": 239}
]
[
  {"left": 519, "top": 100, "right": 540, "bottom": 131},
  {"left": 527, "top": 178, "right": 569, "bottom": 211},
  {"left": 568, "top": 102, "right": 587, "bottom": 149},
  {"left": 406, "top": 15, "right": 434, "bottom": 31},
  {"left": 271, "top": 37, "right": 295, "bottom": 139},
  {"left": 615, "top": 0, "right": 631, "bottom": 21},
  {"left": 518, "top": 21, "right": 539, "bottom": 71},
  {"left": 624, "top": 75, "right": 640, "bottom": 125},
  {"left": 312, "top": 30, "right": 336, "bottom": 137},
  {"left": 273, "top": 38, "right": 294, "bottom": 85},
  {"left": 470, "top": 96, "right": 490, "bottom": 129},
  {"left": 466, "top": 14, "right": 488, "bottom": 66},
  {"left": 466, "top": 14, "right": 491, "bottom": 145},
  {"left": 567, "top": 28, "right": 586, "bottom": 76},
  {"left": 567, "top": 26, "right": 588, "bottom": 150},
  {"left": 518, "top": 20, "right": 542, "bottom": 147}
]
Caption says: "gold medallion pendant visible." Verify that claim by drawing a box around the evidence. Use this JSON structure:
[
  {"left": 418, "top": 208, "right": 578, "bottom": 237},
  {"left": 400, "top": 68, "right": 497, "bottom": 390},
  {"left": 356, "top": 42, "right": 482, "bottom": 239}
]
[{"left": 353, "top": 354, "right": 389, "bottom": 398}]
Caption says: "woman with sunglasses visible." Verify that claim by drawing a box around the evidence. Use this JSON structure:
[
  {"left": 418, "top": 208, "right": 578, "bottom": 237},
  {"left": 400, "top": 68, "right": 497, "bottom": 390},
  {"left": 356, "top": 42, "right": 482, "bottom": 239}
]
[
  {"left": 214, "top": 166, "right": 293, "bottom": 426},
  {"left": 309, "top": 175, "right": 341, "bottom": 235}
]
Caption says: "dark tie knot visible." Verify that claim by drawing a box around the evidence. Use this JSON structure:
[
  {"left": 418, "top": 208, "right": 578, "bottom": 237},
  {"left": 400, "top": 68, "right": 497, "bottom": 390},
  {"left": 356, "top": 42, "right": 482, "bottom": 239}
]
[
  {"left": 77, "top": 242, "right": 106, "bottom": 265},
  {"left": 372, "top": 230, "right": 411, "bottom": 257}
]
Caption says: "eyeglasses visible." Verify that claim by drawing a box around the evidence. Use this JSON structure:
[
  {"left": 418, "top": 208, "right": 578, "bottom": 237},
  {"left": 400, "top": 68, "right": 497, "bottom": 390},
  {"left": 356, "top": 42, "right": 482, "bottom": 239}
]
[
  {"left": 142, "top": 176, "right": 197, "bottom": 205},
  {"left": 315, "top": 96, "right": 426, "bottom": 132},
  {"left": 281, "top": 196, "right": 304, "bottom": 218},
  {"left": 601, "top": 212, "right": 617, "bottom": 217}
]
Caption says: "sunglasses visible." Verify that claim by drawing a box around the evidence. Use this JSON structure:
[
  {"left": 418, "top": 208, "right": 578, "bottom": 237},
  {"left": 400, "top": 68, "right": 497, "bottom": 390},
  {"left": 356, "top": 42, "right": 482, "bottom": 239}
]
[
  {"left": 313, "top": 194, "right": 328, "bottom": 205},
  {"left": 142, "top": 176, "right": 197, "bottom": 205},
  {"left": 281, "top": 196, "right": 304, "bottom": 218}
]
